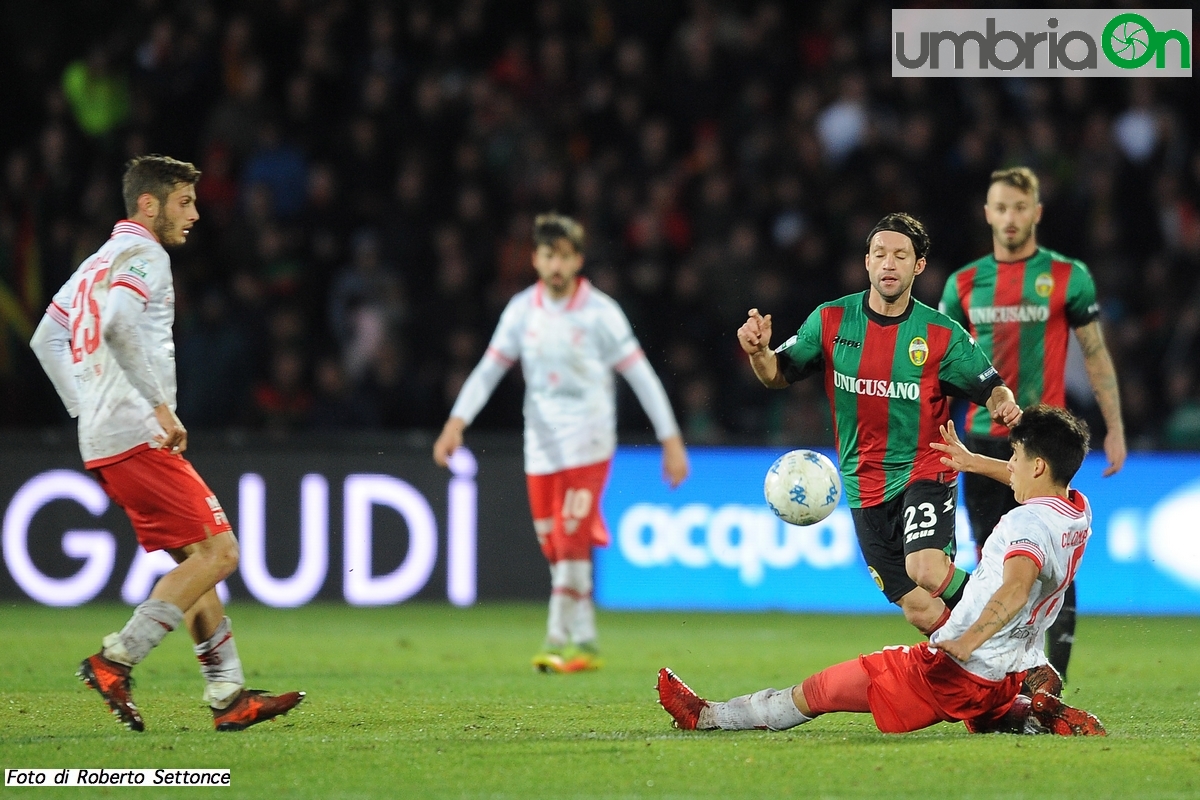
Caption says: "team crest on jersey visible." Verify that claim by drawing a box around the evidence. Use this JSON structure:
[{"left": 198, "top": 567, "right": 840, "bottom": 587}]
[
  {"left": 868, "top": 567, "right": 885, "bottom": 592},
  {"left": 908, "top": 337, "right": 928, "bottom": 366},
  {"left": 1035, "top": 272, "right": 1054, "bottom": 298}
]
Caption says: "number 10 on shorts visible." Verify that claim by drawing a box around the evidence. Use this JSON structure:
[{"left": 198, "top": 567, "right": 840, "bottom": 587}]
[{"left": 562, "top": 488, "right": 593, "bottom": 534}]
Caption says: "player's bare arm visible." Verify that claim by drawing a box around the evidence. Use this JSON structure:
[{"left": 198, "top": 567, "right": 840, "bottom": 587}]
[
  {"left": 985, "top": 385, "right": 1021, "bottom": 427},
  {"left": 936, "top": 554, "right": 1039, "bottom": 661},
  {"left": 433, "top": 416, "right": 467, "bottom": 467},
  {"left": 930, "top": 421, "right": 1010, "bottom": 485},
  {"left": 153, "top": 405, "right": 187, "bottom": 454},
  {"left": 1074, "top": 320, "right": 1126, "bottom": 477},
  {"left": 738, "top": 309, "right": 787, "bottom": 389},
  {"left": 661, "top": 434, "right": 689, "bottom": 488}
]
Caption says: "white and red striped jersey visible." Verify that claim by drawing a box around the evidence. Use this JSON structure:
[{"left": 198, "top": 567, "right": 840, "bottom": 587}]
[
  {"left": 42, "top": 220, "right": 177, "bottom": 468},
  {"left": 931, "top": 489, "right": 1091, "bottom": 681},
  {"left": 451, "top": 278, "right": 679, "bottom": 475}
]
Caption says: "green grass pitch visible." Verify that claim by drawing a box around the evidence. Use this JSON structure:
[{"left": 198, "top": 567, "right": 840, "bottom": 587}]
[{"left": 2, "top": 603, "right": 1198, "bottom": 798}]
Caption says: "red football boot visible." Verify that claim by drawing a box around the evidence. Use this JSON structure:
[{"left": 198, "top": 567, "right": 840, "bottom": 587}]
[
  {"left": 1030, "top": 691, "right": 1106, "bottom": 736},
  {"left": 657, "top": 668, "right": 710, "bottom": 731},
  {"left": 78, "top": 653, "right": 144, "bottom": 732},
  {"left": 213, "top": 689, "right": 306, "bottom": 731}
]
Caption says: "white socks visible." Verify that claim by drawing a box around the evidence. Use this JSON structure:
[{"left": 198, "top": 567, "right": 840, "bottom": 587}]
[
  {"left": 194, "top": 616, "right": 245, "bottom": 709},
  {"left": 563, "top": 560, "right": 595, "bottom": 645},
  {"left": 547, "top": 560, "right": 596, "bottom": 648},
  {"left": 546, "top": 591, "right": 570, "bottom": 648},
  {"left": 699, "top": 687, "right": 811, "bottom": 731},
  {"left": 103, "top": 599, "right": 184, "bottom": 666}
]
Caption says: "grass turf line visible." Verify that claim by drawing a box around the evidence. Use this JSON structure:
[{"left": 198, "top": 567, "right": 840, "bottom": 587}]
[{"left": 1, "top": 603, "right": 1198, "bottom": 799}]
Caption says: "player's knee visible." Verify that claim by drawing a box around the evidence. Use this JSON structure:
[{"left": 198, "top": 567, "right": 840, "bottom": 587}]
[
  {"left": 564, "top": 560, "right": 592, "bottom": 594},
  {"left": 905, "top": 552, "right": 949, "bottom": 594},
  {"left": 897, "top": 589, "right": 942, "bottom": 632},
  {"left": 550, "top": 559, "right": 591, "bottom": 593},
  {"left": 900, "top": 603, "right": 937, "bottom": 631},
  {"left": 205, "top": 533, "right": 239, "bottom": 579}
]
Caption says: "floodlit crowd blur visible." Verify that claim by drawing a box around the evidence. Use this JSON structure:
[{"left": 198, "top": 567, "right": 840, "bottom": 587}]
[{"left": 1, "top": 1, "right": 1198, "bottom": 448}]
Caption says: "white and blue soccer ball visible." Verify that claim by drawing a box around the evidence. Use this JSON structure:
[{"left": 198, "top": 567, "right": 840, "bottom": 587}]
[{"left": 763, "top": 449, "right": 842, "bottom": 526}]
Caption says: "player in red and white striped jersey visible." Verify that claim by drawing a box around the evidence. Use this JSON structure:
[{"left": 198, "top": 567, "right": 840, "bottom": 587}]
[
  {"left": 434, "top": 213, "right": 689, "bottom": 673},
  {"left": 30, "top": 155, "right": 302, "bottom": 732},
  {"left": 659, "top": 405, "right": 1104, "bottom": 736}
]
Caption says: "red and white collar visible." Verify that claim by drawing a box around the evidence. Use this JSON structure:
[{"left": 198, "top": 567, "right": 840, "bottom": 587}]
[
  {"left": 1023, "top": 490, "right": 1086, "bottom": 519},
  {"left": 111, "top": 220, "right": 158, "bottom": 242},
  {"left": 533, "top": 277, "right": 590, "bottom": 311}
]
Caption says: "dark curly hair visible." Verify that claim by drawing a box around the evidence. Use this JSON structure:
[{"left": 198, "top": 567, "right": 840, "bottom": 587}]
[
  {"left": 865, "top": 212, "right": 930, "bottom": 261},
  {"left": 1009, "top": 403, "right": 1091, "bottom": 485}
]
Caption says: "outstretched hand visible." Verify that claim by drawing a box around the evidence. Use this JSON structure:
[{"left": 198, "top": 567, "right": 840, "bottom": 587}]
[
  {"left": 737, "top": 309, "right": 773, "bottom": 355},
  {"left": 929, "top": 420, "right": 974, "bottom": 472}
]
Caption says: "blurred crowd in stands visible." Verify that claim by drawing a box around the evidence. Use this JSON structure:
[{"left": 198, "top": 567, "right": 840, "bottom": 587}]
[{"left": 1, "top": 0, "right": 1198, "bottom": 448}]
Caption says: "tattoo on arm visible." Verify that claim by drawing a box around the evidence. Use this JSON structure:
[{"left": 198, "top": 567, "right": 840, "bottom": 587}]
[
  {"left": 1076, "top": 322, "right": 1124, "bottom": 429},
  {"left": 970, "top": 598, "right": 1012, "bottom": 638},
  {"left": 1076, "top": 322, "right": 1107, "bottom": 358}
]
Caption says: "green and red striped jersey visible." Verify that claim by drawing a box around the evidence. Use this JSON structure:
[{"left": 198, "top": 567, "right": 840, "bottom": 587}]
[
  {"left": 776, "top": 292, "right": 1004, "bottom": 508},
  {"left": 940, "top": 247, "right": 1098, "bottom": 438}
]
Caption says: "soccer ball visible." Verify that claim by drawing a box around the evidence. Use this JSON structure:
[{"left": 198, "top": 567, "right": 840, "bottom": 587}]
[{"left": 763, "top": 449, "right": 842, "bottom": 526}]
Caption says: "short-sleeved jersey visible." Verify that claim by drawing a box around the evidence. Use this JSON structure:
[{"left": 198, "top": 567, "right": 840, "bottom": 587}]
[
  {"left": 940, "top": 247, "right": 1099, "bottom": 438},
  {"left": 485, "top": 278, "right": 644, "bottom": 475},
  {"left": 46, "top": 220, "right": 176, "bottom": 467},
  {"left": 931, "top": 490, "right": 1091, "bottom": 681},
  {"left": 775, "top": 292, "right": 1003, "bottom": 507}
]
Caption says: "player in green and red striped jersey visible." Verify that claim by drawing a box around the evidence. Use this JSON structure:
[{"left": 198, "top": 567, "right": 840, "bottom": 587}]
[
  {"left": 738, "top": 213, "right": 1021, "bottom": 636},
  {"left": 939, "top": 167, "right": 1125, "bottom": 681}
]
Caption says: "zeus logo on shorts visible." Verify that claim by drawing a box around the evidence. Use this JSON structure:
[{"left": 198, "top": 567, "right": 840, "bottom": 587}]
[{"left": 904, "top": 528, "right": 938, "bottom": 544}]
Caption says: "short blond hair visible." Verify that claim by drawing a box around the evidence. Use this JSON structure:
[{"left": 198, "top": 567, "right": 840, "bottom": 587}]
[
  {"left": 533, "top": 213, "right": 585, "bottom": 253},
  {"left": 989, "top": 166, "right": 1039, "bottom": 203}
]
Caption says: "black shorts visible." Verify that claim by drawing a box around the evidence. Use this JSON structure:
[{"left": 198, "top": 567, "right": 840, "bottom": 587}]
[
  {"left": 850, "top": 479, "right": 958, "bottom": 604},
  {"left": 962, "top": 435, "right": 1020, "bottom": 550}
]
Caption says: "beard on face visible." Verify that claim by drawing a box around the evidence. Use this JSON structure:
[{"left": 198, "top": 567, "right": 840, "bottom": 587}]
[
  {"left": 996, "top": 222, "right": 1034, "bottom": 250},
  {"left": 873, "top": 274, "right": 909, "bottom": 303},
  {"left": 155, "top": 213, "right": 183, "bottom": 247}
]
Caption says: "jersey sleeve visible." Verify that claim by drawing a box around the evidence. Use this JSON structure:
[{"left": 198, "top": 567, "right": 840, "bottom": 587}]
[
  {"left": 102, "top": 244, "right": 173, "bottom": 407},
  {"left": 109, "top": 244, "right": 171, "bottom": 307},
  {"left": 993, "top": 507, "right": 1054, "bottom": 574},
  {"left": 937, "top": 319, "right": 1005, "bottom": 406},
  {"left": 47, "top": 275, "right": 74, "bottom": 330},
  {"left": 774, "top": 307, "right": 825, "bottom": 384},
  {"left": 448, "top": 297, "right": 524, "bottom": 424},
  {"left": 31, "top": 276, "right": 82, "bottom": 417},
  {"left": 1065, "top": 260, "right": 1100, "bottom": 328},
  {"left": 484, "top": 295, "right": 526, "bottom": 367},
  {"left": 595, "top": 301, "right": 643, "bottom": 369},
  {"left": 938, "top": 271, "right": 969, "bottom": 328}
]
